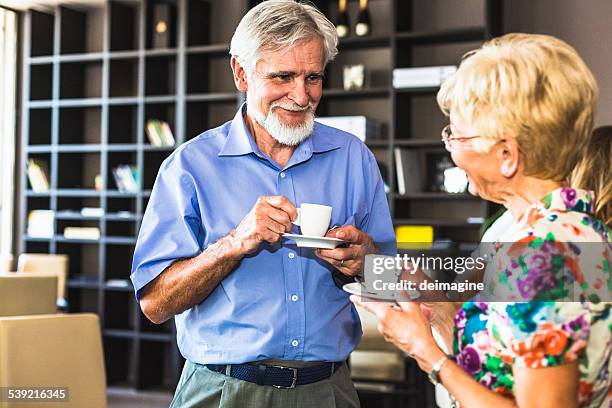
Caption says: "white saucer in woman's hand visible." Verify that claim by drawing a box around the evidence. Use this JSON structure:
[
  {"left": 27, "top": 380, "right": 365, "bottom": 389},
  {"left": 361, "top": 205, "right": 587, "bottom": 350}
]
[{"left": 342, "top": 282, "right": 421, "bottom": 304}]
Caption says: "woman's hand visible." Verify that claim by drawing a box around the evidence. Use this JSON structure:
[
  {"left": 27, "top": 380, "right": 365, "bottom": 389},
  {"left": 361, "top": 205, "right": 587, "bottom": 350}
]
[
  {"left": 419, "top": 302, "right": 462, "bottom": 353},
  {"left": 350, "top": 293, "right": 446, "bottom": 372}
]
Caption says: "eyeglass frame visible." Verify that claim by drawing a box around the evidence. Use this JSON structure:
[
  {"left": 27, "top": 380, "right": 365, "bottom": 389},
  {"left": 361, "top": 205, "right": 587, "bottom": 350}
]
[{"left": 441, "top": 124, "right": 481, "bottom": 147}]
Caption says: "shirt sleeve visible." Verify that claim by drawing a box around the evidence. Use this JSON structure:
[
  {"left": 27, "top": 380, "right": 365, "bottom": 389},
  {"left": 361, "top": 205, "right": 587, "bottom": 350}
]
[
  {"left": 500, "top": 302, "right": 591, "bottom": 369},
  {"left": 130, "top": 152, "right": 203, "bottom": 301}
]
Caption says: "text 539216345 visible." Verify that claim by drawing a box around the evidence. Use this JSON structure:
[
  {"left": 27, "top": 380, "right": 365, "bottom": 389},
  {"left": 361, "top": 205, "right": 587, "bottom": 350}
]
[{"left": 0, "top": 387, "right": 69, "bottom": 402}]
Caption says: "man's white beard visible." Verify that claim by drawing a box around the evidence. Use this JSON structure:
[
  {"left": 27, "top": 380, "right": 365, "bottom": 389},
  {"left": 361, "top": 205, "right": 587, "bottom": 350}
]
[{"left": 250, "top": 101, "right": 315, "bottom": 146}]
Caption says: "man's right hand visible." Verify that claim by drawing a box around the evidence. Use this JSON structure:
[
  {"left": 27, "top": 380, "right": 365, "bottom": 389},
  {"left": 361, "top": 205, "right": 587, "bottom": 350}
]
[{"left": 230, "top": 196, "right": 297, "bottom": 255}]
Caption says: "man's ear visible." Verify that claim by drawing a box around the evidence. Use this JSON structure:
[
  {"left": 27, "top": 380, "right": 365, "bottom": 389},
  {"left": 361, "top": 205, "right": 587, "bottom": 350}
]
[
  {"left": 230, "top": 56, "right": 248, "bottom": 93},
  {"left": 499, "top": 138, "right": 520, "bottom": 178}
]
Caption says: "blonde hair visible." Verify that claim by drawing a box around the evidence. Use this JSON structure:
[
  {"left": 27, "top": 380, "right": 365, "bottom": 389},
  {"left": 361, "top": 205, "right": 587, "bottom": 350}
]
[
  {"left": 437, "top": 33, "right": 598, "bottom": 181},
  {"left": 570, "top": 126, "right": 612, "bottom": 227},
  {"left": 230, "top": 0, "right": 338, "bottom": 76}
]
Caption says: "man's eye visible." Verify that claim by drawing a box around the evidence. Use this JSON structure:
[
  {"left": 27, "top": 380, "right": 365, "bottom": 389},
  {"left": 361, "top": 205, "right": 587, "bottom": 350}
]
[
  {"left": 278, "top": 74, "right": 292, "bottom": 81},
  {"left": 307, "top": 75, "right": 322, "bottom": 82}
]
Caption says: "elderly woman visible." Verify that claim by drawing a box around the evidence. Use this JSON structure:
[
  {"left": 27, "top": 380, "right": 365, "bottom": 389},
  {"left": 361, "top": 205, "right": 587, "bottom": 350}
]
[{"left": 353, "top": 33, "right": 611, "bottom": 407}]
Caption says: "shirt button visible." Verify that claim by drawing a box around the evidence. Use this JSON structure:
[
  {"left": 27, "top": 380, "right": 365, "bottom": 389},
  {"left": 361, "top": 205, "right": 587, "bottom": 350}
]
[
  {"left": 288, "top": 252, "right": 295, "bottom": 259},
  {"left": 291, "top": 340, "right": 299, "bottom": 347},
  {"left": 280, "top": 172, "right": 286, "bottom": 178},
  {"left": 291, "top": 294, "right": 299, "bottom": 302}
]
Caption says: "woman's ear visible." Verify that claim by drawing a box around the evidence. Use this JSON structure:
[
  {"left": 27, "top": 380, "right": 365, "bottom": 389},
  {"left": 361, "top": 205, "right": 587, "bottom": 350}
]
[
  {"left": 230, "top": 56, "right": 248, "bottom": 93},
  {"left": 499, "top": 138, "right": 520, "bottom": 178}
]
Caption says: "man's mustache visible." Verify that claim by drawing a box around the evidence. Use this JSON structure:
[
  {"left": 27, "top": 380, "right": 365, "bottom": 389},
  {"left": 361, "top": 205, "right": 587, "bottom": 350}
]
[{"left": 270, "top": 101, "right": 314, "bottom": 113}]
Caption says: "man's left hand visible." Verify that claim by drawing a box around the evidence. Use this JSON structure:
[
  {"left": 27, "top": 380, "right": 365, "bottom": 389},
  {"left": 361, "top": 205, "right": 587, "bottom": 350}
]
[{"left": 315, "top": 225, "right": 377, "bottom": 278}]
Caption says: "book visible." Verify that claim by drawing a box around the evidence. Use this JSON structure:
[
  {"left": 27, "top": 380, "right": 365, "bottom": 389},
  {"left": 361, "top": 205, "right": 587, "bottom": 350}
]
[
  {"left": 106, "top": 279, "right": 131, "bottom": 288},
  {"left": 394, "top": 148, "right": 422, "bottom": 195},
  {"left": 27, "top": 210, "right": 54, "bottom": 238},
  {"left": 395, "top": 225, "right": 434, "bottom": 249},
  {"left": 63, "top": 227, "right": 100, "bottom": 240},
  {"left": 159, "top": 121, "right": 175, "bottom": 146},
  {"left": 81, "top": 207, "right": 105, "bottom": 217},
  {"left": 146, "top": 119, "right": 175, "bottom": 147},
  {"left": 26, "top": 159, "right": 50, "bottom": 192},
  {"left": 112, "top": 165, "right": 140, "bottom": 193},
  {"left": 393, "top": 66, "right": 457, "bottom": 88},
  {"left": 315, "top": 116, "right": 381, "bottom": 142}
]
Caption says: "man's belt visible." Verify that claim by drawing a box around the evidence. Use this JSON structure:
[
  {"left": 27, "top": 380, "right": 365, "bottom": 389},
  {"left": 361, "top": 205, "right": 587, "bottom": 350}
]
[{"left": 205, "top": 361, "right": 344, "bottom": 389}]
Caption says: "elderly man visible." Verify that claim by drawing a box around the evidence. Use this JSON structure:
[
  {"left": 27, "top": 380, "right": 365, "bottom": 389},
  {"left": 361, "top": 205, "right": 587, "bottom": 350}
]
[{"left": 131, "top": 1, "right": 395, "bottom": 406}]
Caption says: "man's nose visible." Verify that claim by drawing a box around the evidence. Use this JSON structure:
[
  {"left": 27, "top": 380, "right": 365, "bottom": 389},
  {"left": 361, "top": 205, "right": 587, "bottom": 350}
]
[{"left": 288, "top": 78, "right": 309, "bottom": 107}]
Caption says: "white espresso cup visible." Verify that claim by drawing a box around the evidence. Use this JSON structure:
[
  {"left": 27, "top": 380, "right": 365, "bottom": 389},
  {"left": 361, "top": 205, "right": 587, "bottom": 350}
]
[{"left": 292, "top": 204, "right": 332, "bottom": 237}]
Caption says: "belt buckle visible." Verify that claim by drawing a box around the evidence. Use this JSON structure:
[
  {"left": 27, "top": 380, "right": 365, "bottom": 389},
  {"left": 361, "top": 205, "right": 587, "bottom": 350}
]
[{"left": 270, "top": 365, "right": 298, "bottom": 389}]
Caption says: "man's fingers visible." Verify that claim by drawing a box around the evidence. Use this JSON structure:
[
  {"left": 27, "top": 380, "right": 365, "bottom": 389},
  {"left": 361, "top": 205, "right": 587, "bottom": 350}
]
[
  {"left": 317, "top": 246, "right": 359, "bottom": 261},
  {"left": 263, "top": 206, "right": 293, "bottom": 232},
  {"left": 260, "top": 228, "right": 282, "bottom": 244},
  {"left": 262, "top": 196, "right": 298, "bottom": 222},
  {"left": 328, "top": 225, "right": 360, "bottom": 243},
  {"left": 264, "top": 218, "right": 289, "bottom": 236}
]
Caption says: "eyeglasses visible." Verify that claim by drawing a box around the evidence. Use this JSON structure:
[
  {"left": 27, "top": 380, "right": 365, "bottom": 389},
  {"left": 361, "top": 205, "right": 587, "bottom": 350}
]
[{"left": 441, "top": 124, "right": 481, "bottom": 149}]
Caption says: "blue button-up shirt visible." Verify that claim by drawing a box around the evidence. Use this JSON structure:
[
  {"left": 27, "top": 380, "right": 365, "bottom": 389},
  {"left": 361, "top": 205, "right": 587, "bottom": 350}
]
[{"left": 131, "top": 105, "right": 396, "bottom": 364}]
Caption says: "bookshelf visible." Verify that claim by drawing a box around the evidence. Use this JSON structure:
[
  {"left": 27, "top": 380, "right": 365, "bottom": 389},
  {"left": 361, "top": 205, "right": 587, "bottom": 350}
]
[{"left": 19, "top": 0, "right": 503, "bottom": 401}]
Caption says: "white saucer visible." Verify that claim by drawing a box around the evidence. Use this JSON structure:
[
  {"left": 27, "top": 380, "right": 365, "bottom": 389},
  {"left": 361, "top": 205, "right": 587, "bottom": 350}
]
[
  {"left": 282, "top": 233, "right": 345, "bottom": 249},
  {"left": 342, "top": 282, "right": 421, "bottom": 304}
]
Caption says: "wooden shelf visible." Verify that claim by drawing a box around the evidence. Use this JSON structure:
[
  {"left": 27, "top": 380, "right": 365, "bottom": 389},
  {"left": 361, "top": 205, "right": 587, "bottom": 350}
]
[
  {"left": 55, "top": 211, "right": 140, "bottom": 221},
  {"left": 393, "top": 192, "right": 477, "bottom": 200},
  {"left": 324, "top": 88, "right": 390, "bottom": 98},
  {"left": 394, "top": 218, "right": 484, "bottom": 227},
  {"left": 394, "top": 86, "right": 439, "bottom": 95},
  {"left": 139, "top": 333, "right": 174, "bottom": 342},
  {"left": 365, "top": 140, "right": 390, "bottom": 148},
  {"left": 185, "top": 92, "right": 238, "bottom": 102},
  {"left": 395, "top": 26, "right": 486, "bottom": 44},
  {"left": 108, "top": 97, "right": 140, "bottom": 105},
  {"left": 186, "top": 44, "right": 230, "bottom": 55},
  {"left": 394, "top": 139, "right": 443, "bottom": 147},
  {"left": 28, "top": 55, "right": 54, "bottom": 64},
  {"left": 339, "top": 36, "right": 391, "bottom": 49},
  {"left": 109, "top": 50, "right": 140, "bottom": 59},
  {"left": 104, "top": 329, "right": 135, "bottom": 339},
  {"left": 57, "top": 52, "right": 104, "bottom": 62},
  {"left": 144, "top": 48, "right": 178, "bottom": 56}
]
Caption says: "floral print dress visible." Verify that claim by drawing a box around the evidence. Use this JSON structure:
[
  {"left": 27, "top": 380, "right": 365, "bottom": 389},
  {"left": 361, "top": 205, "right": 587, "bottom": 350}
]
[{"left": 453, "top": 188, "right": 611, "bottom": 407}]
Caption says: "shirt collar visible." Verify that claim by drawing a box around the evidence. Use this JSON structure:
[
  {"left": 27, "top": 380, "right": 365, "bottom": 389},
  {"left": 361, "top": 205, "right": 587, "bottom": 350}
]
[
  {"left": 218, "top": 104, "right": 261, "bottom": 157},
  {"left": 218, "top": 104, "right": 343, "bottom": 158}
]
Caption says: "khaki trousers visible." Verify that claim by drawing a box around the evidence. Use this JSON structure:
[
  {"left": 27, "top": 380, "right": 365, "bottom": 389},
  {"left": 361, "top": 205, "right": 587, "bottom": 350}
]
[{"left": 169, "top": 360, "right": 360, "bottom": 408}]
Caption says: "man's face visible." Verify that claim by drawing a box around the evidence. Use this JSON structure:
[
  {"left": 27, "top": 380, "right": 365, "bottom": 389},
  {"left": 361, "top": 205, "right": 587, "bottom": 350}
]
[{"left": 246, "top": 38, "right": 325, "bottom": 145}]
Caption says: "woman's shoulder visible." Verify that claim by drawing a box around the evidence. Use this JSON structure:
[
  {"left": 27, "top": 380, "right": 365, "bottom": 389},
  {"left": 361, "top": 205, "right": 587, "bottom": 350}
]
[{"left": 510, "top": 188, "right": 610, "bottom": 243}]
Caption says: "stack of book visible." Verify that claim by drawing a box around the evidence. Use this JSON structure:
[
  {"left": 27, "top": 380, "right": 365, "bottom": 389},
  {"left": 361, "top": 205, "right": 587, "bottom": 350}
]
[
  {"left": 145, "top": 119, "right": 175, "bottom": 147},
  {"left": 112, "top": 165, "right": 140, "bottom": 193},
  {"left": 392, "top": 65, "right": 457, "bottom": 89},
  {"left": 394, "top": 148, "right": 422, "bottom": 195},
  {"left": 27, "top": 210, "right": 54, "bottom": 238},
  {"left": 64, "top": 227, "right": 100, "bottom": 240},
  {"left": 27, "top": 159, "right": 50, "bottom": 192},
  {"left": 315, "top": 116, "right": 382, "bottom": 142},
  {"left": 81, "top": 207, "right": 105, "bottom": 217}
]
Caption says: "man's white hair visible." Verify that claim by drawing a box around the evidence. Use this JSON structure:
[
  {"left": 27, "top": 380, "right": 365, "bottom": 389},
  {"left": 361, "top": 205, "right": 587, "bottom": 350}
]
[{"left": 229, "top": 0, "right": 338, "bottom": 76}]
